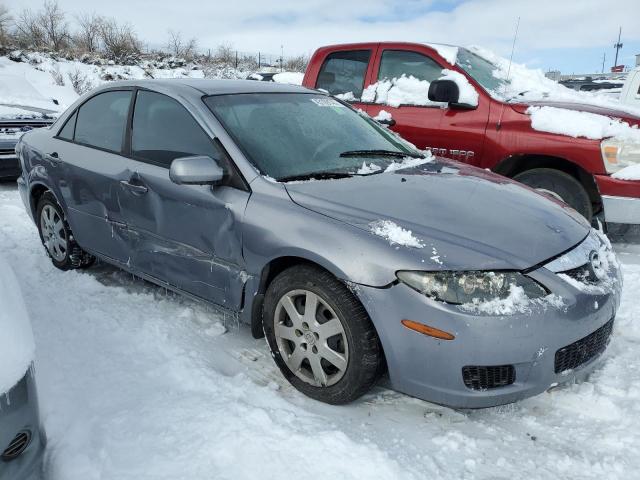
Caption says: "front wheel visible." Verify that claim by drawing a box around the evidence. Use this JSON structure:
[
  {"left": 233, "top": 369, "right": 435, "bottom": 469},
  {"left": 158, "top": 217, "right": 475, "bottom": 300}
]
[
  {"left": 514, "top": 168, "right": 593, "bottom": 221},
  {"left": 263, "top": 265, "right": 382, "bottom": 404},
  {"left": 36, "top": 192, "right": 95, "bottom": 270}
]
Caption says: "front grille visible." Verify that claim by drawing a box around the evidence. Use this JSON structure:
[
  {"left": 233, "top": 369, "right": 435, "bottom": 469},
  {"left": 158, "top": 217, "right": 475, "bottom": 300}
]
[
  {"left": 554, "top": 319, "right": 614, "bottom": 374},
  {"left": 462, "top": 365, "right": 516, "bottom": 391},
  {"left": 1, "top": 431, "right": 31, "bottom": 461}
]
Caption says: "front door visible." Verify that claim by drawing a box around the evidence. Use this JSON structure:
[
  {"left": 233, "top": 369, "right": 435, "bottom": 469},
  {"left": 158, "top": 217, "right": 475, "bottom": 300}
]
[
  {"left": 118, "top": 89, "right": 249, "bottom": 309},
  {"left": 51, "top": 89, "right": 133, "bottom": 264},
  {"left": 366, "top": 47, "right": 488, "bottom": 166}
]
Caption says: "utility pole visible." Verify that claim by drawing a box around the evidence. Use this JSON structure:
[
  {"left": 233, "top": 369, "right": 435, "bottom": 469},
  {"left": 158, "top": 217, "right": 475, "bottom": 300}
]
[
  {"left": 613, "top": 27, "right": 623, "bottom": 68},
  {"left": 601, "top": 52, "right": 606, "bottom": 73},
  {"left": 280, "top": 44, "right": 284, "bottom": 72}
]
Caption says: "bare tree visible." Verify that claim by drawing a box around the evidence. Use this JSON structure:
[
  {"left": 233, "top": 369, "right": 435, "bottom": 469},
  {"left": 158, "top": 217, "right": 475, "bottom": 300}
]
[
  {"left": 167, "top": 29, "right": 198, "bottom": 59},
  {"left": 284, "top": 54, "right": 309, "bottom": 73},
  {"left": 38, "top": 0, "right": 69, "bottom": 51},
  {"left": 0, "top": 3, "right": 12, "bottom": 46},
  {"left": 212, "top": 43, "right": 235, "bottom": 66},
  {"left": 74, "top": 12, "right": 102, "bottom": 53},
  {"left": 99, "top": 17, "right": 141, "bottom": 60},
  {"left": 14, "top": 8, "right": 46, "bottom": 49},
  {"left": 68, "top": 68, "right": 93, "bottom": 94}
]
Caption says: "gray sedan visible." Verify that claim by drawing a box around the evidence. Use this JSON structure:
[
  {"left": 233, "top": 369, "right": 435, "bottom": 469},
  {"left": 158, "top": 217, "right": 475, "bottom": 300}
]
[{"left": 15, "top": 79, "right": 622, "bottom": 408}]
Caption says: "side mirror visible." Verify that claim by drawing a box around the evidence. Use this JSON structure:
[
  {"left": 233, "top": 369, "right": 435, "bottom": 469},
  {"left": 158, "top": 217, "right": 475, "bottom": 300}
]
[
  {"left": 428, "top": 79, "right": 476, "bottom": 110},
  {"left": 169, "top": 156, "right": 224, "bottom": 185},
  {"left": 428, "top": 79, "right": 460, "bottom": 103}
]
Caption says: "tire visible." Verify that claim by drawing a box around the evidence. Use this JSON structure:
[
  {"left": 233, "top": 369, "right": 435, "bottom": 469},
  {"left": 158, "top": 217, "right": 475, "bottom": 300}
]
[
  {"left": 36, "top": 192, "right": 95, "bottom": 270},
  {"left": 263, "top": 264, "right": 382, "bottom": 404},
  {"left": 514, "top": 168, "right": 593, "bottom": 221}
]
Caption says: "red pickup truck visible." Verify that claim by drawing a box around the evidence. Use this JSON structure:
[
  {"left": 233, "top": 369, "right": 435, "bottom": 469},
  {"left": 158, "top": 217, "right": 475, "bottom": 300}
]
[{"left": 302, "top": 42, "right": 640, "bottom": 226}]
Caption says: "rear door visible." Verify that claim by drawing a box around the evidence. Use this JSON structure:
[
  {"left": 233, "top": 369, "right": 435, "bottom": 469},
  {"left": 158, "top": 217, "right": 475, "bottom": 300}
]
[
  {"left": 51, "top": 89, "right": 133, "bottom": 263},
  {"left": 313, "top": 47, "right": 377, "bottom": 111},
  {"left": 367, "top": 46, "right": 488, "bottom": 166},
  {"left": 118, "top": 89, "right": 249, "bottom": 308}
]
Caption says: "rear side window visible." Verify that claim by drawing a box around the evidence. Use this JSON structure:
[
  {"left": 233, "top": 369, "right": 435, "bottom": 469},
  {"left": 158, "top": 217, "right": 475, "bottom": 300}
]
[
  {"left": 378, "top": 50, "right": 443, "bottom": 82},
  {"left": 315, "top": 50, "right": 371, "bottom": 99},
  {"left": 131, "top": 90, "right": 219, "bottom": 167},
  {"left": 74, "top": 91, "right": 131, "bottom": 152},
  {"left": 57, "top": 110, "right": 77, "bottom": 140}
]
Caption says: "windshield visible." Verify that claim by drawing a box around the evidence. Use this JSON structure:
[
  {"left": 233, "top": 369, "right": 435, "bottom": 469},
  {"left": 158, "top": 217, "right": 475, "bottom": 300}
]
[
  {"left": 456, "top": 48, "right": 508, "bottom": 95},
  {"left": 204, "top": 93, "right": 420, "bottom": 181}
]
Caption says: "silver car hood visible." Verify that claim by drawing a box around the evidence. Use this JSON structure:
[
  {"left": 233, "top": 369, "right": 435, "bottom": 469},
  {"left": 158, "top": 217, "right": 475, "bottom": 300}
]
[{"left": 284, "top": 161, "right": 590, "bottom": 270}]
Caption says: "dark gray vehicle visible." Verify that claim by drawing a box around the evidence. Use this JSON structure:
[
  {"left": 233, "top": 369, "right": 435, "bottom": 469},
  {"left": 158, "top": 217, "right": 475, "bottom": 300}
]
[
  {"left": 0, "top": 258, "right": 45, "bottom": 480},
  {"left": 0, "top": 106, "right": 55, "bottom": 179},
  {"left": 16, "top": 79, "right": 622, "bottom": 408}
]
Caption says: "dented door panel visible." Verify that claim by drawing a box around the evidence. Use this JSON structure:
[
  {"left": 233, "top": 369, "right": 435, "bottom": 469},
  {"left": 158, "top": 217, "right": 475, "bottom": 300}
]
[{"left": 118, "top": 160, "right": 249, "bottom": 309}]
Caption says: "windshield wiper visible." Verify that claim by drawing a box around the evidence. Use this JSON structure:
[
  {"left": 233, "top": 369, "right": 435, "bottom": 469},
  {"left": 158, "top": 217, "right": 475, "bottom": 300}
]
[
  {"left": 277, "top": 171, "right": 354, "bottom": 183},
  {"left": 339, "top": 149, "right": 424, "bottom": 159}
]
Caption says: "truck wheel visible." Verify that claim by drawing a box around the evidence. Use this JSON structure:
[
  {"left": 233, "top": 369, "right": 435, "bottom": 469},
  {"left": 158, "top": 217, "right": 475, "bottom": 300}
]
[
  {"left": 514, "top": 168, "right": 593, "bottom": 221},
  {"left": 263, "top": 264, "right": 382, "bottom": 404},
  {"left": 36, "top": 192, "right": 95, "bottom": 270}
]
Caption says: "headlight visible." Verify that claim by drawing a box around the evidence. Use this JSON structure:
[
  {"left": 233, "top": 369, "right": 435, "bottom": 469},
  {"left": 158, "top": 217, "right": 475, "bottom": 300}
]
[
  {"left": 601, "top": 139, "right": 640, "bottom": 174},
  {"left": 396, "top": 271, "right": 548, "bottom": 304}
]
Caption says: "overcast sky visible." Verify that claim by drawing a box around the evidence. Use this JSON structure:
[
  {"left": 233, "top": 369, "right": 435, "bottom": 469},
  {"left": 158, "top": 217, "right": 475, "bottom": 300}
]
[{"left": 7, "top": 0, "right": 640, "bottom": 74}]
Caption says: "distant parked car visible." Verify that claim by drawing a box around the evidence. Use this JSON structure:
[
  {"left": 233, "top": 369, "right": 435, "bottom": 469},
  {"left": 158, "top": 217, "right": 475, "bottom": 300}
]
[
  {"left": 0, "top": 74, "right": 57, "bottom": 180},
  {"left": 0, "top": 106, "right": 56, "bottom": 180},
  {"left": 620, "top": 67, "right": 640, "bottom": 108},
  {"left": 559, "top": 78, "right": 624, "bottom": 93},
  {"left": 0, "top": 256, "right": 45, "bottom": 480},
  {"left": 17, "top": 79, "right": 622, "bottom": 408}
]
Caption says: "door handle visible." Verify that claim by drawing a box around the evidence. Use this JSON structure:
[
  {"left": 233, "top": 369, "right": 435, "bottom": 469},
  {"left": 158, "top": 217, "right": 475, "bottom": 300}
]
[
  {"left": 45, "top": 152, "right": 62, "bottom": 163},
  {"left": 376, "top": 118, "right": 396, "bottom": 127},
  {"left": 120, "top": 180, "right": 148, "bottom": 195}
]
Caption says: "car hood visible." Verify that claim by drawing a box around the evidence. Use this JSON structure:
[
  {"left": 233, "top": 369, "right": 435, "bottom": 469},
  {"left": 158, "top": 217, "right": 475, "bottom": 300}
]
[
  {"left": 284, "top": 160, "right": 590, "bottom": 271},
  {"left": 512, "top": 100, "right": 640, "bottom": 126}
]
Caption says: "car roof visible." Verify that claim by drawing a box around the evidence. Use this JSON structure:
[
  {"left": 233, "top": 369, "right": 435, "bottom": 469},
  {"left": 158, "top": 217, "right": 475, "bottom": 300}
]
[{"left": 100, "top": 78, "right": 312, "bottom": 96}]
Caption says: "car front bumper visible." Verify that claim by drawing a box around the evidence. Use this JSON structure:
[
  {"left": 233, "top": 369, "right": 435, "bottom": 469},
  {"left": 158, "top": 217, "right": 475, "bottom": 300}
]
[
  {"left": 0, "top": 153, "right": 20, "bottom": 179},
  {"left": 355, "top": 264, "right": 622, "bottom": 409},
  {"left": 0, "top": 368, "right": 46, "bottom": 480}
]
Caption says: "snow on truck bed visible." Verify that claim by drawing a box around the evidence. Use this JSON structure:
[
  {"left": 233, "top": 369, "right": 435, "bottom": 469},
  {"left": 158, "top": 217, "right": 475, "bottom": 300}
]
[{"left": 2, "top": 183, "right": 640, "bottom": 479}]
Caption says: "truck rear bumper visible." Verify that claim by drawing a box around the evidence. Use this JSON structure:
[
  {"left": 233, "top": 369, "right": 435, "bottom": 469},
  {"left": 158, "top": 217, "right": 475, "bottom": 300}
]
[{"left": 595, "top": 175, "right": 640, "bottom": 224}]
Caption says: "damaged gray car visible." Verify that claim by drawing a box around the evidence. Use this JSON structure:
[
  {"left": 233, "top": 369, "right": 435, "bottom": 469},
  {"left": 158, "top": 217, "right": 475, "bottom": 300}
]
[{"left": 16, "top": 80, "right": 622, "bottom": 408}]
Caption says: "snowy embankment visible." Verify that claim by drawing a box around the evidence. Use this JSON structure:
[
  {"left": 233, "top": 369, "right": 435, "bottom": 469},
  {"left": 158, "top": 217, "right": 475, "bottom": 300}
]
[
  {"left": 0, "top": 51, "right": 303, "bottom": 115},
  {"left": 1, "top": 182, "right": 640, "bottom": 479}
]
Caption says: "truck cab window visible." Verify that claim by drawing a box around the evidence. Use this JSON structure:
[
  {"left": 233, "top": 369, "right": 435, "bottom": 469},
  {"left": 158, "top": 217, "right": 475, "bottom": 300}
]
[
  {"left": 378, "top": 50, "right": 443, "bottom": 82},
  {"left": 315, "top": 50, "right": 371, "bottom": 99}
]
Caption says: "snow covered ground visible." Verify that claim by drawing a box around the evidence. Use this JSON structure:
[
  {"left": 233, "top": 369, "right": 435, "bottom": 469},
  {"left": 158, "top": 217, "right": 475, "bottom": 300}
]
[{"left": 1, "top": 181, "right": 640, "bottom": 480}]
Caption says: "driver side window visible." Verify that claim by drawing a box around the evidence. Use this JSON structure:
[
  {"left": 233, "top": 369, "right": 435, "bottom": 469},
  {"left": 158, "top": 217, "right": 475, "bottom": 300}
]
[{"left": 131, "top": 90, "right": 221, "bottom": 168}]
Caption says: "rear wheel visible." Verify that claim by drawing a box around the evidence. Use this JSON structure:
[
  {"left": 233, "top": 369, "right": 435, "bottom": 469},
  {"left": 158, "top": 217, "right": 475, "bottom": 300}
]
[
  {"left": 36, "top": 192, "right": 95, "bottom": 270},
  {"left": 263, "top": 264, "right": 382, "bottom": 404},
  {"left": 514, "top": 168, "right": 593, "bottom": 221}
]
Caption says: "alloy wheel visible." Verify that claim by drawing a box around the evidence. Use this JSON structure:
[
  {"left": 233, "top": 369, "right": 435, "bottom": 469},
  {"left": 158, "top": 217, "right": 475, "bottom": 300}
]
[
  {"left": 40, "top": 204, "right": 68, "bottom": 262},
  {"left": 274, "top": 289, "right": 349, "bottom": 387}
]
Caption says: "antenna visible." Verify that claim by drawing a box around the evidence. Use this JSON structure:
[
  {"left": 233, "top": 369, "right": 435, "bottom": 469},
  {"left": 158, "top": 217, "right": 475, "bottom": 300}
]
[
  {"left": 497, "top": 16, "right": 521, "bottom": 131},
  {"left": 613, "top": 27, "right": 623, "bottom": 68}
]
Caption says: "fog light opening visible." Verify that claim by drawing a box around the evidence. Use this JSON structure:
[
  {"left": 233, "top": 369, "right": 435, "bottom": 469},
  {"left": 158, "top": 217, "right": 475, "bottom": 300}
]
[{"left": 401, "top": 319, "right": 455, "bottom": 340}]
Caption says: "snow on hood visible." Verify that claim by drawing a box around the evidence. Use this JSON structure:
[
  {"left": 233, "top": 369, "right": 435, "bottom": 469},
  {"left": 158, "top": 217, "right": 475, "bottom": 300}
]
[
  {"left": 468, "top": 46, "right": 640, "bottom": 119},
  {"left": 0, "top": 255, "right": 35, "bottom": 394},
  {"left": 285, "top": 160, "right": 590, "bottom": 271},
  {"left": 527, "top": 106, "right": 640, "bottom": 142},
  {"left": 0, "top": 72, "right": 60, "bottom": 113}
]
